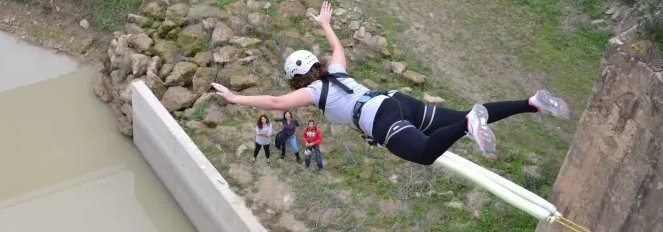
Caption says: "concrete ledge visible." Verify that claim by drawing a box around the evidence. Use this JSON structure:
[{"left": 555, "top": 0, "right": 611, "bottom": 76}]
[{"left": 131, "top": 80, "right": 266, "bottom": 232}]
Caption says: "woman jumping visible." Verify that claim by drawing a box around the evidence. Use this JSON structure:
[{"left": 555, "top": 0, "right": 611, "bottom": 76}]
[{"left": 211, "top": 1, "right": 569, "bottom": 165}]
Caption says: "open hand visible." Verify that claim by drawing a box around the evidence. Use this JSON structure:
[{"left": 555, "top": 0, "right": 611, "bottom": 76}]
[
  {"left": 308, "top": 1, "right": 332, "bottom": 25},
  {"left": 211, "top": 83, "right": 236, "bottom": 103}
]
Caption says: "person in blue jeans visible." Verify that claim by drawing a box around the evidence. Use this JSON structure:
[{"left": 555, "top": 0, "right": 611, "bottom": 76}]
[
  {"left": 275, "top": 111, "right": 301, "bottom": 162},
  {"left": 302, "top": 120, "right": 324, "bottom": 170}
]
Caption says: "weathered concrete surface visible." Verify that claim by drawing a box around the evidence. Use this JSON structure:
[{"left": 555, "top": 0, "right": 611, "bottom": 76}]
[
  {"left": 536, "top": 29, "right": 663, "bottom": 232},
  {"left": 132, "top": 80, "right": 267, "bottom": 232}
]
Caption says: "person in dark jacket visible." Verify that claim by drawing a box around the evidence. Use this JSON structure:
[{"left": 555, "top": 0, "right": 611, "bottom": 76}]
[
  {"left": 302, "top": 120, "right": 324, "bottom": 170},
  {"left": 275, "top": 111, "right": 301, "bottom": 162}
]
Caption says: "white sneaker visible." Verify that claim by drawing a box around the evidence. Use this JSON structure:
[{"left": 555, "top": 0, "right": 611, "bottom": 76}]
[
  {"left": 466, "top": 104, "right": 496, "bottom": 153},
  {"left": 529, "top": 90, "right": 570, "bottom": 119}
]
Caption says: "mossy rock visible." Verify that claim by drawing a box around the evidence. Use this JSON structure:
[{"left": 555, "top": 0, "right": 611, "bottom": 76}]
[
  {"left": 177, "top": 24, "right": 208, "bottom": 56},
  {"left": 166, "top": 3, "right": 189, "bottom": 25},
  {"left": 142, "top": 2, "right": 166, "bottom": 20}
]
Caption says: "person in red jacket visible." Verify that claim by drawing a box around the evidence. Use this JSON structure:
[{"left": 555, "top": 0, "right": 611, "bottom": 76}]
[{"left": 302, "top": 119, "right": 324, "bottom": 171}]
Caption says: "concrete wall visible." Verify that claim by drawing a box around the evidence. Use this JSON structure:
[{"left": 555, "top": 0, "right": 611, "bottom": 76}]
[{"left": 131, "top": 80, "right": 267, "bottom": 232}]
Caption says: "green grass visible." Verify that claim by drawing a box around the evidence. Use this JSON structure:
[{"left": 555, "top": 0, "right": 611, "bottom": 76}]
[
  {"left": 217, "top": 0, "right": 236, "bottom": 8},
  {"left": 574, "top": 0, "right": 612, "bottom": 19},
  {"left": 219, "top": 116, "right": 242, "bottom": 127},
  {"left": 192, "top": 100, "right": 209, "bottom": 121},
  {"left": 83, "top": 0, "right": 142, "bottom": 31},
  {"left": 509, "top": 0, "right": 612, "bottom": 132},
  {"left": 26, "top": 25, "right": 86, "bottom": 52}
]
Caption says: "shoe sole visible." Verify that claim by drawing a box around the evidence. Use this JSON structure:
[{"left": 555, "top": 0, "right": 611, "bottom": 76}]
[
  {"left": 535, "top": 90, "right": 569, "bottom": 119},
  {"left": 469, "top": 104, "right": 496, "bottom": 153}
]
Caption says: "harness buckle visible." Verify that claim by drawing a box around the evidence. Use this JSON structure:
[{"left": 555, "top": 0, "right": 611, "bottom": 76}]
[{"left": 352, "top": 92, "right": 387, "bottom": 147}]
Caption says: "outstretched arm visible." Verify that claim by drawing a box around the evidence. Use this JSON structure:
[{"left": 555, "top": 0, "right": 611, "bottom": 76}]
[
  {"left": 309, "top": 1, "right": 346, "bottom": 69},
  {"left": 211, "top": 83, "right": 312, "bottom": 110}
]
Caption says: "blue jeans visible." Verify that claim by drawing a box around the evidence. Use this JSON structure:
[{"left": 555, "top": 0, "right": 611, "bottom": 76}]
[
  {"left": 304, "top": 145, "right": 323, "bottom": 170},
  {"left": 280, "top": 135, "right": 299, "bottom": 159},
  {"left": 287, "top": 135, "right": 298, "bottom": 153}
]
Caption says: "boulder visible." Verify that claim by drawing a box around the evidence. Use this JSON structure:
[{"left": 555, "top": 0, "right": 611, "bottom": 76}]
[
  {"left": 142, "top": 2, "right": 165, "bottom": 19},
  {"left": 159, "top": 63, "right": 175, "bottom": 79},
  {"left": 399, "top": 87, "right": 413, "bottom": 94},
  {"left": 165, "top": 62, "right": 198, "bottom": 86},
  {"left": 93, "top": 75, "right": 111, "bottom": 103},
  {"left": 125, "top": 23, "right": 144, "bottom": 34},
  {"left": 213, "top": 46, "right": 238, "bottom": 64},
  {"left": 127, "top": 14, "right": 150, "bottom": 27},
  {"left": 229, "top": 36, "right": 261, "bottom": 48},
  {"left": 153, "top": 39, "right": 177, "bottom": 63},
  {"left": 194, "top": 92, "right": 229, "bottom": 108},
  {"left": 130, "top": 53, "right": 150, "bottom": 76},
  {"left": 188, "top": 4, "right": 228, "bottom": 21},
  {"left": 203, "top": 102, "right": 225, "bottom": 127},
  {"left": 229, "top": 74, "right": 259, "bottom": 91},
  {"left": 166, "top": 3, "right": 189, "bottom": 25},
  {"left": 161, "top": 86, "right": 196, "bottom": 112},
  {"left": 402, "top": 70, "right": 425, "bottom": 85},
  {"left": 128, "top": 33, "right": 153, "bottom": 53},
  {"left": 157, "top": 20, "right": 178, "bottom": 38},
  {"left": 145, "top": 73, "right": 168, "bottom": 99},
  {"left": 192, "top": 67, "right": 216, "bottom": 95},
  {"left": 389, "top": 61, "right": 406, "bottom": 74},
  {"left": 211, "top": 22, "right": 233, "bottom": 46},
  {"left": 146, "top": 56, "right": 163, "bottom": 78},
  {"left": 193, "top": 51, "right": 213, "bottom": 67},
  {"left": 423, "top": 93, "right": 446, "bottom": 104},
  {"left": 278, "top": 0, "right": 305, "bottom": 17},
  {"left": 186, "top": 120, "right": 207, "bottom": 131},
  {"left": 177, "top": 23, "right": 207, "bottom": 56}
]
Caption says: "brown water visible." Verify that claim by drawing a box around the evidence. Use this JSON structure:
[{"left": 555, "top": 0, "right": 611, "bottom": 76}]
[
  {"left": 0, "top": 32, "right": 80, "bottom": 92},
  {"left": 0, "top": 32, "right": 196, "bottom": 232}
]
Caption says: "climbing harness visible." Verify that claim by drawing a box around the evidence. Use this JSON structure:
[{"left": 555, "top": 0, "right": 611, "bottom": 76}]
[
  {"left": 434, "top": 152, "right": 591, "bottom": 232},
  {"left": 319, "top": 73, "right": 384, "bottom": 146}
]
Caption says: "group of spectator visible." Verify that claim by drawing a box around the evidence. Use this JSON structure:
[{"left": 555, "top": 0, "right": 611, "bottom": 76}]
[{"left": 252, "top": 111, "right": 324, "bottom": 171}]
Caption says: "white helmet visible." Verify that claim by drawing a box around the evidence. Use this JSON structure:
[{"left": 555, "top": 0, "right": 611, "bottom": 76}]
[
  {"left": 304, "top": 148, "right": 312, "bottom": 155},
  {"left": 283, "top": 50, "right": 319, "bottom": 79}
]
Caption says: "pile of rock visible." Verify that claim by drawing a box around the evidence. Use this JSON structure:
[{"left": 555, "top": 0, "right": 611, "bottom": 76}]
[{"left": 93, "top": 0, "right": 440, "bottom": 137}]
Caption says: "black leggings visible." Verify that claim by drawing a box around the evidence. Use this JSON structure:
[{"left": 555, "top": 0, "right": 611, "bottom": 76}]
[
  {"left": 254, "top": 143, "right": 270, "bottom": 159},
  {"left": 371, "top": 92, "right": 537, "bottom": 165}
]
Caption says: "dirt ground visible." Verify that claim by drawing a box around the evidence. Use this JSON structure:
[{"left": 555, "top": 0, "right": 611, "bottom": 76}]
[{"left": 358, "top": 0, "right": 549, "bottom": 102}]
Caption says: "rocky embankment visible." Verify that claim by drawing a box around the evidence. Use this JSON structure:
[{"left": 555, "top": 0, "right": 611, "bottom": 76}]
[{"left": 93, "top": 0, "right": 444, "bottom": 136}]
